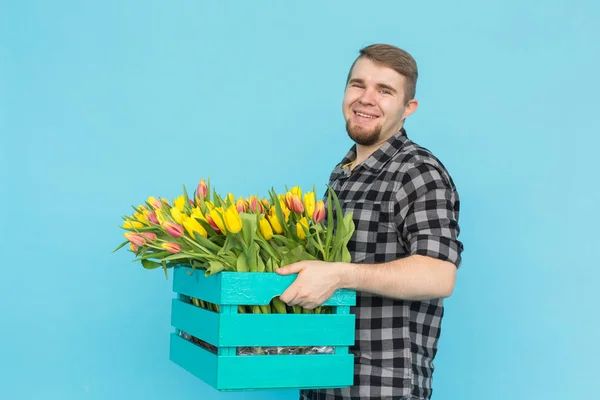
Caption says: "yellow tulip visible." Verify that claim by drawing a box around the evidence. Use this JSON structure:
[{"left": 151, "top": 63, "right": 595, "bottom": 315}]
[
  {"left": 304, "top": 192, "right": 316, "bottom": 218},
  {"left": 267, "top": 209, "right": 284, "bottom": 234},
  {"left": 296, "top": 217, "right": 309, "bottom": 239},
  {"left": 123, "top": 220, "right": 144, "bottom": 229},
  {"left": 155, "top": 209, "right": 166, "bottom": 225},
  {"left": 279, "top": 199, "right": 290, "bottom": 221},
  {"left": 259, "top": 217, "right": 273, "bottom": 240},
  {"left": 133, "top": 211, "right": 149, "bottom": 225},
  {"left": 227, "top": 193, "right": 235, "bottom": 204},
  {"left": 174, "top": 196, "right": 185, "bottom": 212},
  {"left": 210, "top": 208, "right": 227, "bottom": 233},
  {"left": 224, "top": 205, "right": 243, "bottom": 234},
  {"left": 191, "top": 207, "right": 205, "bottom": 220},
  {"left": 183, "top": 215, "right": 208, "bottom": 238},
  {"left": 170, "top": 207, "right": 184, "bottom": 224},
  {"left": 291, "top": 186, "right": 302, "bottom": 199}
]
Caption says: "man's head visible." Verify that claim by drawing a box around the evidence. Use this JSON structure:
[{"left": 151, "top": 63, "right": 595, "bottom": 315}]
[{"left": 342, "top": 44, "right": 419, "bottom": 147}]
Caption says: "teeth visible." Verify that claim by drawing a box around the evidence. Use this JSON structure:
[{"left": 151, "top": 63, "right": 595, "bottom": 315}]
[{"left": 356, "top": 112, "right": 376, "bottom": 119}]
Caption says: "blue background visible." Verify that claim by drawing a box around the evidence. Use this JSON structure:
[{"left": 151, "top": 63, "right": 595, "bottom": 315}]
[{"left": 2, "top": 1, "right": 599, "bottom": 399}]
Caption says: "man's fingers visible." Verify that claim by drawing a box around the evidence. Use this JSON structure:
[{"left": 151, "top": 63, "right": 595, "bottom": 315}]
[{"left": 275, "top": 262, "right": 304, "bottom": 275}]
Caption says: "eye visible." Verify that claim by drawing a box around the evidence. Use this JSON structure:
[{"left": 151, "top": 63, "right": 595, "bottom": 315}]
[
  {"left": 379, "top": 89, "right": 392, "bottom": 95},
  {"left": 351, "top": 83, "right": 364, "bottom": 89}
]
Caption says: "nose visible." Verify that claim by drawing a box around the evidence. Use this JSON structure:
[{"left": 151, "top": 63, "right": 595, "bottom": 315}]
[{"left": 359, "top": 87, "right": 377, "bottom": 106}]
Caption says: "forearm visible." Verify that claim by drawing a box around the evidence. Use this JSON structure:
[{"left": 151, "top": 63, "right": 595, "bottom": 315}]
[{"left": 338, "top": 255, "right": 457, "bottom": 301}]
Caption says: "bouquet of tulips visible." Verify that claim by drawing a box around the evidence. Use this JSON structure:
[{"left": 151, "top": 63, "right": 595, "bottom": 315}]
[{"left": 114, "top": 178, "right": 355, "bottom": 316}]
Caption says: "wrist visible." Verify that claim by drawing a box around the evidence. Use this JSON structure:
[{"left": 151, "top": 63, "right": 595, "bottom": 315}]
[{"left": 336, "top": 262, "right": 359, "bottom": 290}]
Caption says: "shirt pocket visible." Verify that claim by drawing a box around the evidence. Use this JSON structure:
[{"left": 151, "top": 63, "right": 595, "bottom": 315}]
[{"left": 342, "top": 200, "right": 383, "bottom": 263}]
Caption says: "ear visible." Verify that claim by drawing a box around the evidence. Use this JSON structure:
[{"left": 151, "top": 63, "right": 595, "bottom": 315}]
[{"left": 402, "top": 99, "right": 419, "bottom": 120}]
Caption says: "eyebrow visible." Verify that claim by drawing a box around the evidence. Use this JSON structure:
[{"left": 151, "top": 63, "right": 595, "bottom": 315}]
[{"left": 348, "top": 78, "right": 397, "bottom": 94}]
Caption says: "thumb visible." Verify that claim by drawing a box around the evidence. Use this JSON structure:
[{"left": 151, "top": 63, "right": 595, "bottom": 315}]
[{"left": 276, "top": 262, "right": 304, "bottom": 275}]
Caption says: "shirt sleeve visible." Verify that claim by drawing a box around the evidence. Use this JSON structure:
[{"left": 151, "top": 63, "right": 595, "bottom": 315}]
[{"left": 393, "top": 162, "right": 464, "bottom": 267}]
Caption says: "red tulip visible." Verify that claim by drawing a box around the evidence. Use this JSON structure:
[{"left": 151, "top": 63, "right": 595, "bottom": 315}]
[
  {"left": 161, "top": 242, "right": 181, "bottom": 254},
  {"left": 163, "top": 221, "right": 184, "bottom": 238}
]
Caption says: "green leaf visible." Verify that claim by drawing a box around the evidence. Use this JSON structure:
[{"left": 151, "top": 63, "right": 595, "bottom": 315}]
[
  {"left": 111, "top": 240, "right": 129, "bottom": 253},
  {"left": 205, "top": 260, "right": 225, "bottom": 277},
  {"left": 240, "top": 212, "right": 258, "bottom": 247},
  {"left": 141, "top": 259, "right": 161, "bottom": 270},
  {"left": 236, "top": 251, "right": 249, "bottom": 272},
  {"left": 324, "top": 186, "right": 334, "bottom": 260}
]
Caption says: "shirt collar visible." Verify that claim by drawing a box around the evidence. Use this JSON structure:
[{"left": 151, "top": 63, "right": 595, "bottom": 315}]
[{"left": 332, "top": 128, "right": 409, "bottom": 178}]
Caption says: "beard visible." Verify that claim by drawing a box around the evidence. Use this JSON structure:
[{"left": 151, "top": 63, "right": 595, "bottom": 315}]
[{"left": 345, "top": 119, "right": 382, "bottom": 146}]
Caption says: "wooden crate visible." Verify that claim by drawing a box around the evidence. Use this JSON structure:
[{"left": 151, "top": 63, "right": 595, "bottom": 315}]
[{"left": 169, "top": 265, "right": 356, "bottom": 391}]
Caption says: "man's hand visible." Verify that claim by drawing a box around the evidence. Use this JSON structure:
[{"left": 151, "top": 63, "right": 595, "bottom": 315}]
[{"left": 275, "top": 261, "right": 352, "bottom": 309}]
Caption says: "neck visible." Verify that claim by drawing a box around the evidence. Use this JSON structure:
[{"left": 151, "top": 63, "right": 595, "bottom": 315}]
[{"left": 352, "top": 125, "right": 404, "bottom": 169}]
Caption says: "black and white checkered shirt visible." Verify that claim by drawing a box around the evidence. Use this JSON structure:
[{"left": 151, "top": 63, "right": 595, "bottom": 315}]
[{"left": 301, "top": 128, "right": 464, "bottom": 400}]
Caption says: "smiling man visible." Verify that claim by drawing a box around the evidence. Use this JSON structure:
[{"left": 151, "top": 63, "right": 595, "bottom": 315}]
[{"left": 276, "top": 44, "right": 464, "bottom": 400}]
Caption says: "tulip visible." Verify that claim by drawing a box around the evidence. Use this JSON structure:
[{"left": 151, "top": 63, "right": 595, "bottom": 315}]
[
  {"left": 129, "top": 243, "right": 139, "bottom": 252},
  {"left": 170, "top": 207, "right": 184, "bottom": 224},
  {"left": 124, "top": 232, "right": 146, "bottom": 247},
  {"left": 267, "top": 209, "right": 284, "bottom": 234},
  {"left": 296, "top": 217, "right": 309, "bottom": 239},
  {"left": 155, "top": 209, "right": 166, "bottom": 225},
  {"left": 137, "top": 205, "right": 147, "bottom": 212},
  {"left": 290, "top": 186, "right": 302, "bottom": 199},
  {"left": 145, "top": 210, "right": 159, "bottom": 224},
  {"left": 191, "top": 207, "right": 205, "bottom": 220},
  {"left": 183, "top": 215, "right": 208, "bottom": 238},
  {"left": 134, "top": 211, "right": 149, "bottom": 225},
  {"left": 197, "top": 179, "right": 208, "bottom": 199},
  {"left": 141, "top": 232, "right": 157, "bottom": 241},
  {"left": 123, "top": 220, "right": 145, "bottom": 229},
  {"left": 236, "top": 198, "right": 248, "bottom": 213},
  {"left": 278, "top": 199, "right": 291, "bottom": 221},
  {"left": 161, "top": 198, "right": 171, "bottom": 206},
  {"left": 227, "top": 193, "right": 235, "bottom": 204},
  {"left": 224, "top": 205, "right": 243, "bottom": 234},
  {"left": 205, "top": 214, "right": 221, "bottom": 233},
  {"left": 161, "top": 242, "right": 181, "bottom": 254},
  {"left": 259, "top": 217, "right": 273, "bottom": 240},
  {"left": 262, "top": 197, "right": 270, "bottom": 209},
  {"left": 312, "top": 200, "right": 326, "bottom": 223},
  {"left": 174, "top": 196, "right": 185, "bottom": 212},
  {"left": 285, "top": 192, "right": 304, "bottom": 214},
  {"left": 304, "top": 192, "right": 316, "bottom": 218},
  {"left": 208, "top": 208, "right": 227, "bottom": 233},
  {"left": 248, "top": 196, "right": 264, "bottom": 213},
  {"left": 147, "top": 196, "right": 162, "bottom": 210},
  {"left": 163, "top": 221, "right": 184, "bottom": 238}
]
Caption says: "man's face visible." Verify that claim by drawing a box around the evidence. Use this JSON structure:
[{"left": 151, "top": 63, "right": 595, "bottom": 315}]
[{"left": 342, "top": 57, "right": 416, "bottom": 147}]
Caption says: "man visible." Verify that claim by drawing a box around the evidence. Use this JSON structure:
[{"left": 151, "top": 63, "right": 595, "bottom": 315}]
[{"left": 276, "top": 44, "right": 464, "bottom": 400}]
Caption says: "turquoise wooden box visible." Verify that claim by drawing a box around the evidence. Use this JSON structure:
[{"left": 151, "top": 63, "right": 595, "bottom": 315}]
[{"left": 169, "top": 265, "right": 356, "bottom": 391}]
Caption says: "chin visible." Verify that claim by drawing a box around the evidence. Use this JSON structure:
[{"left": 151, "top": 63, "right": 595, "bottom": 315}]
[{"left": 346, "top": 121, "right": 381, "bottom": 146}]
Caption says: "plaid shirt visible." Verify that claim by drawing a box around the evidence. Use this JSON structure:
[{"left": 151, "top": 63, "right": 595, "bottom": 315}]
[{"left": 301, "top": 129, "right": 464, "bottom": 400}]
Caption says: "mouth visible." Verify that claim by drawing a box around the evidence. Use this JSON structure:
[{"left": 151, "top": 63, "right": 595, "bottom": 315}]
[{"left": 353, "top": 110, "right": 379, "bottom": 120}]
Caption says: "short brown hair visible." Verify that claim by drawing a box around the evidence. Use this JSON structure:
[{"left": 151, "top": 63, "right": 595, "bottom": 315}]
[{"left": 346, "top": 44, "right": 418, "bottom": 103}]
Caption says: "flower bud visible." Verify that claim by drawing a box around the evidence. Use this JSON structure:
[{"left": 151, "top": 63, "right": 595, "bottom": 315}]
[
  {"left": 147, "top": 196, "right": 162, "bottom": 210},
  {"left": 183, "top": 216, "right": 208, "bottom": 238},
  {"left": 170, "top": 207, "right": 184, "bottom": 224},
  {"left": 197, "top": 179, "right": 208, "bottom": 199},
  {"left": 141, "top": 232, "right": 157, "bottom": 241},
  {"left": 163, "top": 221, "right": 184, "bottom": 238},
  {"left": 224, "top": 205, "right": 243, "bottom": 234},
  {"left": 296, "top": 217, "right": 309, "bottom": 239},
  {"left": 304, "top": 192, "right": 316, "bottom": 219},
  {"left": 236, "top": 198, "right": 248, "bottom": 213},
  {"left": 312, "top": 200, "right": 326, "bottom": 223},
  {"left": 259, "top": 217, "right": 273, "bottom": 240},
  {"left": 124, "top": 232, "right": 146, "bottom": 247},
  {"left": 161, "top": 242, "right": 181, "bottom": 254}
]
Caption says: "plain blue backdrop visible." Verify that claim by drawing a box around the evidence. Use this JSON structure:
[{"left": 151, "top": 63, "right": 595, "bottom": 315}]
[{"left": 2, "top": 1, "right": 599, "bottom": 399}]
